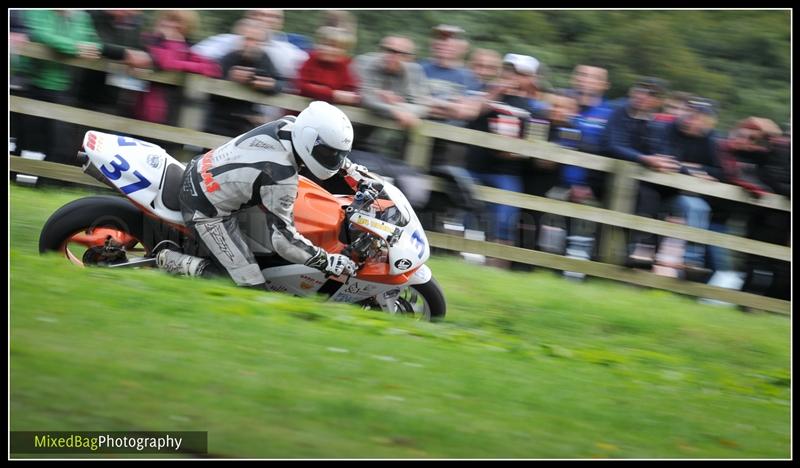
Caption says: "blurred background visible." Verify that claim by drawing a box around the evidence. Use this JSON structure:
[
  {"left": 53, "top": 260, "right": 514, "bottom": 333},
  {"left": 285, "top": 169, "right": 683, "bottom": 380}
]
[
  {"left": 192, "top": 9, "right": 790, "bottom": 131},
  {"left": 8, "top": 9, "right": 791, "bottom": 458}
]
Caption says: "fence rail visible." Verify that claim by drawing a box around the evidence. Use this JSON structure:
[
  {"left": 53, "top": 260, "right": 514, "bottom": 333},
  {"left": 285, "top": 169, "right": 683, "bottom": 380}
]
[
  {"left": 10, "top": 97, "right": 790, "bottom": 262},
  {"left": 9, "top": 42, "right": 791, "bottom": 314}
]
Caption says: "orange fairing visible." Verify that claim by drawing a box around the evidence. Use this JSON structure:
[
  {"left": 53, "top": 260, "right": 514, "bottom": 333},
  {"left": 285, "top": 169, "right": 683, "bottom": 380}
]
[
  {"left": 293, "top": 176, "right": 409, "bottom": 284},
  {"left": 293, "top": 176, "right": 349, "bottom": 253}
]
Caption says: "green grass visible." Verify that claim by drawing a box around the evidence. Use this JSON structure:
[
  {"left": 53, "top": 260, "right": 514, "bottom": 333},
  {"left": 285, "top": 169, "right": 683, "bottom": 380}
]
[{"left": 10, "top": 184, "right": 790, "bottom": 458}]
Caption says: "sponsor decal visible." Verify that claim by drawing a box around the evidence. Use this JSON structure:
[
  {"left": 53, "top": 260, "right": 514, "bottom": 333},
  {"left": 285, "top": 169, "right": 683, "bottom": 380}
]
[
  {"left": 355, "top": 216, "right": 394, "bottom": 234},
  {"left": 199, "top": 151, "right": 220, "bottom": 193},
  {"left": 249, "top": 138, "right": 279, "bottom": 151},
  {"left": 300, "top": 281, "right": 315, "bottom": 290},
  {"left": 86, "top": 132, "right": 98, "bottom": 151},
  {"left": 394, "top": 258, "right": 413, "bottom": 270},
  {"left": 146, "top": 154, "right": 162, "bottom": 169},
  {"left": 299, "top": 275, "right": 324, "bottom": 286},
  {"left": 204, "top": 223, "right": 236, "bottom": 262},
  {"left": 332, "top": 292, "right": 356, "bottom": 303},
  {"left": 344, "top": 282, "right": 377, "bottom": 296}
]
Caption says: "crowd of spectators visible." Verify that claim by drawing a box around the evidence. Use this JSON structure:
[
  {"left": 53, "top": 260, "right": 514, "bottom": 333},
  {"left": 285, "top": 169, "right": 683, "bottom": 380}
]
[{"left": 9, "top": 9, "right": 791, "bottom": 301}]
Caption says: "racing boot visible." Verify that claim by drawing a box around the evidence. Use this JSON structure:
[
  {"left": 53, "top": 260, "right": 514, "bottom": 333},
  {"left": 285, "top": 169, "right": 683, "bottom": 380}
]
[{"left": 156, "top": 249, "right": 211, "bottom": 278}]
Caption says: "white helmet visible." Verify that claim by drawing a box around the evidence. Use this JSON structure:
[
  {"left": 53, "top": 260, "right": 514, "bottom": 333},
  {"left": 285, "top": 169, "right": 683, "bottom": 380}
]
[{"left": 291, "top": 101, "right": 354, "bottom": 180}]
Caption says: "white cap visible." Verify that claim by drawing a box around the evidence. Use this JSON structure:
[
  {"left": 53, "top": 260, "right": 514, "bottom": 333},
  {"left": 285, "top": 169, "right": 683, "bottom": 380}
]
[{"left": 503, "top": 53, "right": 539, "bottom": 76}]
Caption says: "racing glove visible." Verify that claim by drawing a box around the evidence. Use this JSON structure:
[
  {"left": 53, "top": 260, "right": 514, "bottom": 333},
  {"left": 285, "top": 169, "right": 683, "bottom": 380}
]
[
  {"left": 305, "top": 249, "right": 358, "bottom": 277},
  {"left": 340, "top": 159, "right": 370, "bottom": 191}
]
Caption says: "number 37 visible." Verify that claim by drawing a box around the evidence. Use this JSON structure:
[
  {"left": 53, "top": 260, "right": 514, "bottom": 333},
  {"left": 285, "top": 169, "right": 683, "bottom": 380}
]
[{"left": 99, "top": 154, "right": 151, "bottom": 195}]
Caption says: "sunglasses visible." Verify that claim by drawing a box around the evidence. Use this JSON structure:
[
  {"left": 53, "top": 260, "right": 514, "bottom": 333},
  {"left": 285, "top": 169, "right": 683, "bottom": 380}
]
[
  {"left": 633, "top": 86, "right": 665, "bottom": 98},
  {"left": 432, "top": 32, "right": 461, "bottom": 41},
  {"left": 382, "top": 45, "right": 414, "bottom": 56}
]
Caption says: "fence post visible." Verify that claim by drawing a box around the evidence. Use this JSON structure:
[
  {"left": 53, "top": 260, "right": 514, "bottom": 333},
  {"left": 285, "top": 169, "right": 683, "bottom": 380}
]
[
  {"left": 174, "top": 74, "right": 209, "bottom": 160},
  {"left": 599, "top": 160, "right": 639, "bottom": 265},
  {"left": 403, "top": 125, "right": 434, "bottom": 170}
]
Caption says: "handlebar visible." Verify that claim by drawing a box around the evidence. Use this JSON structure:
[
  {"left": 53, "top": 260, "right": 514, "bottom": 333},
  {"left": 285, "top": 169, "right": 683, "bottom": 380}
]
[{"left": 341, "top": 181, "right": 386, "bottom": 265}]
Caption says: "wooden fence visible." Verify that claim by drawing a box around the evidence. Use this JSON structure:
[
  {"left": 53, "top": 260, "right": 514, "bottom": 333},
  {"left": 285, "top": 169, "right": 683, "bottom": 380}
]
[{"left": 9, "top": 42, "right": 791, "bottom": 314}]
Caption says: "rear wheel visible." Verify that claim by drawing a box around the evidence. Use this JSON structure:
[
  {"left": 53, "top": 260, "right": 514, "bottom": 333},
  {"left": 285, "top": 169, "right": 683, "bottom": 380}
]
[{"left": 39, "top": 196, "right": 153, "bottom": 267}]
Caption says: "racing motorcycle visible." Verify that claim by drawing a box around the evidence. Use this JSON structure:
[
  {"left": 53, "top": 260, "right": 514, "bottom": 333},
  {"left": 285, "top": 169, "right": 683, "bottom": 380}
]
[{"left": 38, "top": 131, "right": 446, "bottom": 321}]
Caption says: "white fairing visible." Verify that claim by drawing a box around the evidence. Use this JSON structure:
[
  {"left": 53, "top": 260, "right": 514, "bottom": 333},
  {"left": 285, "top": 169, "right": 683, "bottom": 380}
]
[
  {"left": 82, "top": 131, "right": 186, "bottom": 225},
  {"left": 380, "top": 181, "right": 431, "bottom": 276}
]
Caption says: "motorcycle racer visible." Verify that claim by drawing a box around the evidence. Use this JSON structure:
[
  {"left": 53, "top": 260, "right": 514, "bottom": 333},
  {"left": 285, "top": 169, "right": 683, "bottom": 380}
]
[{"left": 158, "top": 101, "right": 366, "bottom": 288}]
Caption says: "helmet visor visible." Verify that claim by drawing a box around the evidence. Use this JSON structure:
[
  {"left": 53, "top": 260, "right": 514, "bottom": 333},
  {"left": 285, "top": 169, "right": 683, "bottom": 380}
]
[{"left": 312, "top": 140, "right": 350, "bottom": 170}]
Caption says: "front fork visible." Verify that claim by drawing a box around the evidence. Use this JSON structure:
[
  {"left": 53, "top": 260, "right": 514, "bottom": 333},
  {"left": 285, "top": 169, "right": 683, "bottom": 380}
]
[
  {"left": 371, "top": 265, "right": 432, "bottom": 313},
  {"left": 375, "top": 288, "right": 402, "bottom": 314}
]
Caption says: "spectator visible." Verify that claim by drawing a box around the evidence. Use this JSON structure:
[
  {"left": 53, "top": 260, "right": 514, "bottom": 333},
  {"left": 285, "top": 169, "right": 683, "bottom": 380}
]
[
  {"left": 656, "top": 97, "right": 726, "bottom": 280},
  {"left": 295, "top": 26, "right": 360, "bottom": 105},
  {"left": 653, "top": 90, "right": 692, "bottom": 124},
  {"left": 192, "top": 9, "right": 309, "bottom": 82},
  {"left": 464, "top": 53, "right": 537, "bottom": 267},
  {"left": 136, "top": 10, "right": 221, "bottom": 126},
  {"left": 353, "top": 35, "right": 430, "bottom": 160},
  {"left": 19, "top": 10, "right": 102, "bottom": 166},
  {"left": 559, "top": 64, "right": 615, "bottom": 204},
  {"left": 604, "top": 77, "right": 681, "bottom": 267},
  {"left": 246, "top": 9, "right": 309, "bottom": 82},
  {"left": 355, "top": 35, "right": 430, "bottom": 128},
  {"left": 76, "top": 10, "right": 152, "bottom": 116},
  {"left": 469, "top": 48, "right": 502, "bottom": 91},
  {"left": 321, "top": 10, "right": 358, "bottom": 39},
  {"left": 421, "top": 24, "right": 484, "bottom": 168},
  {"left": 546, "top": 90, "right": 580, "bottom": 145},
  {"left": 420, "top": 24, "right": 482, "bottom": 125},
  {"left": 717, "top": 117, "right": 790, "bottom": 300},
  {"left": 204, "top": 18, "right": 283, "bottom": 137},
  {"left": 533, "top": 89, "right": 581, "bottom": 259}
]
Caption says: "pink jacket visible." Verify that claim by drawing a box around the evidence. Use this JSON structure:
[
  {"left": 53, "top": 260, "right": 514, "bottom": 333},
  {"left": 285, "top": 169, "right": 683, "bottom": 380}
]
[{"left": 136, "top": 34, "right": 221, "bottom": 124}]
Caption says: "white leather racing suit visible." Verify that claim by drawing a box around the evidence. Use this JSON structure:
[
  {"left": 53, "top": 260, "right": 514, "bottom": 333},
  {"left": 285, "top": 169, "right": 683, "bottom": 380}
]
[{"left": 179, "top": 116, "right": 334, "bottom": 286}]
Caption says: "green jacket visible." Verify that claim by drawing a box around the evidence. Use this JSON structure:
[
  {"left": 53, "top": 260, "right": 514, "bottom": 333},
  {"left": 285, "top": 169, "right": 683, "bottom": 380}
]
[{"left": 22, "top": 10, "right": 101, "bottom": 92}]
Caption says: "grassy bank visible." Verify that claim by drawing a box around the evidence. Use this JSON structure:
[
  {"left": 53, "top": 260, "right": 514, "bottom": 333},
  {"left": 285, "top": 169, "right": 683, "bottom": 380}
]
[{"left": 10, "top": 184, "right": 790, "bottom": 458}]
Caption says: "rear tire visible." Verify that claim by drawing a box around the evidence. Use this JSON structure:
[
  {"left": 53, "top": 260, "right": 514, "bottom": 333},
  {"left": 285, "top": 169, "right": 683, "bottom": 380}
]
[{"left": 39, "top": 195, "right": 151, "bottom": 256}]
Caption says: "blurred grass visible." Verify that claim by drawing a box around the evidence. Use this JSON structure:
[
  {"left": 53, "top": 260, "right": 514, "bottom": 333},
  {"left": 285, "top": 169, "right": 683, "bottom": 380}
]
[{"left": 10, "top": 184, "right": 790, "bottom": 458}]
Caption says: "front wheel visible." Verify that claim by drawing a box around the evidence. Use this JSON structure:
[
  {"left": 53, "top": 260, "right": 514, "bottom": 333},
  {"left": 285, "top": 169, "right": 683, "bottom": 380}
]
[{"left": 394, "top": 276, "right": 447, "bottom": 322}]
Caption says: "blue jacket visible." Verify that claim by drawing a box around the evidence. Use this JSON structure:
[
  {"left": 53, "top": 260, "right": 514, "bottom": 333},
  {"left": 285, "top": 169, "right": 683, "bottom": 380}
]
[
  {"left": 559, "top": 99, "right": 615, "bottom": 187},
  {"left": 419, "top": 59, "right": 481, "bottom": 99},
  {"left": 603, "top": 99, "right": 660, "bottom": 163}
]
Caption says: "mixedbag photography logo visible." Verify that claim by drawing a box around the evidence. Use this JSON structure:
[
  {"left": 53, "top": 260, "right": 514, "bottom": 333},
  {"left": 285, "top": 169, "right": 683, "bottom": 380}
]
[{"left": 10, "top": 431, "right": 208, "bottom": 454}]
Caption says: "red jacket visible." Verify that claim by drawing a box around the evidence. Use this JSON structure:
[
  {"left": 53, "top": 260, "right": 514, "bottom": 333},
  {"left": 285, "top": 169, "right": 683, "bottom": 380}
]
[{"left": 295, "top": 51, "right": 358, "bottom": 102}]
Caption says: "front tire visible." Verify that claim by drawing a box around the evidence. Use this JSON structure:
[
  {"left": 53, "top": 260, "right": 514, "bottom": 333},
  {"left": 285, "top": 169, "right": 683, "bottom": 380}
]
[{"left": 401, "top": 276, "right": 447, "bottom": 322}]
